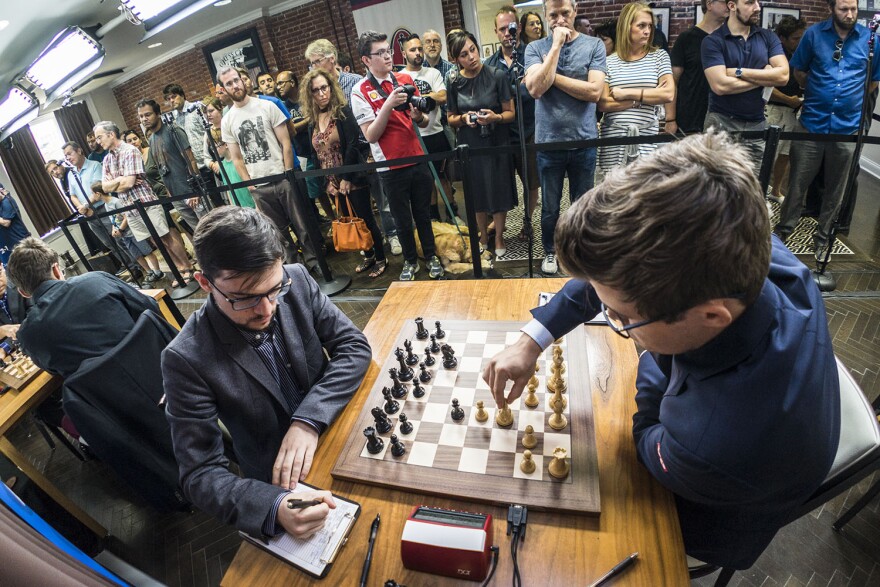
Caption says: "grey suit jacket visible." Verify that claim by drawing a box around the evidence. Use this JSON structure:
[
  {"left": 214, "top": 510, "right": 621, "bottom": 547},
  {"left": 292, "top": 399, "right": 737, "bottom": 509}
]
[{"left": 161, "top": 264, "right": 371, "bottom": 537}]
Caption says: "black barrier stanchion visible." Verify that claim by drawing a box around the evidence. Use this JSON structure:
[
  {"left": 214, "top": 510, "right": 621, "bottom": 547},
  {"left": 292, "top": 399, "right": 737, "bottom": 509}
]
[
  {"left": 287, "top": 173, "right": 351, "bottom": 296},
  {"left": 510, "top": 41, "right": 535, "bottom": 279},
  {"left": 758, "top": 125, "right": 781, "bottom": 196},
  {"left": 134, "top": 201, "right": 200, "bottom": 300},
  {"left": 455, "top": 143, "right": 484, "bottom": 279},
  {"left": 59, "top": 221, "right": 94, "bottom": 273}
]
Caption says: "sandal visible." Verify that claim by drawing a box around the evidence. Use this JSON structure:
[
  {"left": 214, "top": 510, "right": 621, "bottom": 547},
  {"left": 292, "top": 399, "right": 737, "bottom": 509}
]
[
  {"left": 355, "top": 257, "right": 377, "bottom": 274},
  {"left": 368, "top": 259, "right": 388, "bottom": 279}
]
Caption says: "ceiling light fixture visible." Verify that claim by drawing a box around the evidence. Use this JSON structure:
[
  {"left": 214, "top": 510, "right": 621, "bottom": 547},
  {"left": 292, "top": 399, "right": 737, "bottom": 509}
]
[
  {"left": 213, "top": 0, "right": 232, "bottom": 6},
  {"left": 0, "top": 20, "right": 10, "bottom": 32},
  {"left": 148, "top": 42, "right": 163, "bottom": 48},
  {"left": 120, "top": 0, "right": 217, "bottom": 42},
  {"left": 25, "top": 27, "right": 105, "bottom": 104},
  {"left": 0, "top": 87, "right": 40, "bottom": 141}
]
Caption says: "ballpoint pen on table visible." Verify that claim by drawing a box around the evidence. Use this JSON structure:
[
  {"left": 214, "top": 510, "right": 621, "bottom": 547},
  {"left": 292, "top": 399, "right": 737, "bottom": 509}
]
[
  {"left": 588, "top": 552, "right": 639, "bottom": 587},
  {"left": 359, "top": 514, "right": 380, "bottom": 587}
]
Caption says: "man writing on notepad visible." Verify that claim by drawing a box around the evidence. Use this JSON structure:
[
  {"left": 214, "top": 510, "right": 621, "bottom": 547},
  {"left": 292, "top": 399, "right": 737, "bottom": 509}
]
[
  {"left": 483, "top": 132, "right": 840, "bottom": 570},
  {"left": 162, "top": 206, "right": 371, "bottom": 539}
]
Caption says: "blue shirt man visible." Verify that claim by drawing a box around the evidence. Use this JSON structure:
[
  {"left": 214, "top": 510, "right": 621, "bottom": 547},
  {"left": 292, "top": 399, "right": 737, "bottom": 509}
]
[
  {"left": 523, "top": 0, "right": 606, "bottom": 276},
  {"left": 775, "top": 0, "right": 880, "bottom": 257},
  {"left": 0, "top": 185, "right": 31, "bottom": 265},
  {"left": 66, "top": 157, "right": 104, "bottom": 213}
]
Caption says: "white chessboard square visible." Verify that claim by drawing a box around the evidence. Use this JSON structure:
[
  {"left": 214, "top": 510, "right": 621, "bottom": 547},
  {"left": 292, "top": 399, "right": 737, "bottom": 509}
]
[
  {"left": 459, "top": 447, "right": 490, "bottom": 474},
  {"left": 439, "top": 423, "right": 468, "bottom": 447},
  {"left": 395, "top": 419, "right": 420, "bottom": 439},
  {"left": 542, "top": 433, "right": 572, "bottom": 457},
  {"left": 466, "top": 330, "right": 487, "bottom": 344},
  {"left": 432, "top": 370, "right": 457, "bottom": 387},
  {"left": 407, "top": 441, "right": 437, "bottom": 467},
  {"left": 505, "top": 331, "right": 522, "bottom": 345},
  {"left": 360, "top": 439, "right": 388, "bottom": 460},
  {"left": 421, "top": 403, "right": 449, "bottom": 423},
  {"left": 451, "top": 387, "right": 476, "bottom": 406},
  {"left": 512, "top": 454, "right": 544, "bottom": 480},
  {"left": 468, "top": 406, "right": 495, "bottom": 428},
  {"left": 489, "top": 428, "right": 519, "bottom": 452},
  {"left": 475, "top": 375, "right": 490, "bottom": 390},
  {"left": 482, "top": 343, "right": 504, "bottom": 358},
  {"left": 459, "top": 357, "right": 482, "bottom": 373},
  {"left": 517, "top": 410, "right": 545, "bottom": 433},
  {"left": 449, "top": 342, "right": 466, "bottom": 355}
]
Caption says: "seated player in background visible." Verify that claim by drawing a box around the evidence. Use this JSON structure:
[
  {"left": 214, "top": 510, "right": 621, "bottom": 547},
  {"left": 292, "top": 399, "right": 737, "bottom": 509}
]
[
  {"left": 483, "top": 132, "right": 840, "bottom": 570},
  {"left": 162, "top": 206, "right": 371, "bottom": 539}
]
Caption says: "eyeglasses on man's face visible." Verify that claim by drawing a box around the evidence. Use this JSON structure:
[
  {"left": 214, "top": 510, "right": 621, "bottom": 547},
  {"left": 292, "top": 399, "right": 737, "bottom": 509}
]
[
  {"left": 600, "top": 303, "right": 662, "bottom": 339},
  {"left": 208, "top": 276, "right": 292, "bottom": 311},
  {"left": 308, "top": 55, "right": 330, "bottom": 69}
]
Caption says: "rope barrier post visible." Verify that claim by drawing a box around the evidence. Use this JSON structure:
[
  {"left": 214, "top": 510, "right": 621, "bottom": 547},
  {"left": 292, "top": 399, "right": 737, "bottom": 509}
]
[
  {"left": 59, "top": 221, "right": 94, "bottom": 273},
  {"left": 455, "top": 143, "right": 484, "bottom": 279},
  {"left": 758, "top": 125, "right": 781, "bottom": 196},
  {"left": 135, "top": 201, "right": 200, "bottom": 300},
  {"left": 89, "top": 211, "right": 145, "bottom": 287}
]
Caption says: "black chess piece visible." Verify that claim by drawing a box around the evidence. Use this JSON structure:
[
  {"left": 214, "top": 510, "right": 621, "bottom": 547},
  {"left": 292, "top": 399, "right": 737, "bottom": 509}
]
[
  {"left": 441, "top": 344, "right": 458, "bottom": 369},
  {"left": 414, "top": 317, "right": 429, "bottom": 340},
  {"left": 372, "top": 406, "right": 392, "bottom": 434},
  {"left": 404, "top": 340, "right": 419, "bottom": 366},
  {"left": 423, "top": 348, "right": 436, "bottom": 367},
  {"left": 411, "top": 379, "right": 426, "bottom": 398},
  {"left": 382, "top": 386, "right": 400, "bottom": 414},
  {"left": 434, "top": 321, "right": 446, "bottom": 339},
  {"left": 429, "top": 334, "right": 441, "bottom": 354},
  {"left": 364, "top": 427, "right": 384, "bottom": 454},
  {"left": 418, "top": 362, "right": 432, "bottom": 383},
  {"left": 398, "top": 413, "right": 414, "bottom": 434},
  {"left": 390, "top": 434, "right": 406, "bottom": 457},
  {"left": 389, "top": 368, "right": 407, "bottom": 398},
  {"left": 394, "top": 350, "right": 413, "bottom": 381},
  {"left": 451, "top": 398, "right": 465, "bottom": 421}
]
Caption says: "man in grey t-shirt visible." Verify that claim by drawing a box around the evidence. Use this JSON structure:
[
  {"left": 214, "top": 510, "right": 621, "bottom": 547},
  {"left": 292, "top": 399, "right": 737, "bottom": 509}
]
[{"left": 524, "top": 0, "right": 606, "bottom": 275}]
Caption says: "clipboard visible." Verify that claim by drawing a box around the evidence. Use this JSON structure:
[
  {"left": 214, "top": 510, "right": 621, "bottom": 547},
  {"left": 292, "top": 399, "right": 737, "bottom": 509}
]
[{"left": 239, "top": 481, "right": 361, "bottom": 579}]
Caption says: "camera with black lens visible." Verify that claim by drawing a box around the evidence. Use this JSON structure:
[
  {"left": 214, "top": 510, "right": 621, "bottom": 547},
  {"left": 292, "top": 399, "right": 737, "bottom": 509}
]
[
  {"left": 468, "top": 113, "right": 478, "bottom": 125},
  {"left": 506, "top": 22, "right": 518, "bottom": 37},
  {"left": 396, "top": 84, "right": 436, "bottom": 113}
]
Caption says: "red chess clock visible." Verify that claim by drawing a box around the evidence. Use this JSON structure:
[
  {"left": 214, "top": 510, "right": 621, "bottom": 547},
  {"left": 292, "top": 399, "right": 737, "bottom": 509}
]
[{"left": 400, "top": 506, "right": 493, "bottom": 582}]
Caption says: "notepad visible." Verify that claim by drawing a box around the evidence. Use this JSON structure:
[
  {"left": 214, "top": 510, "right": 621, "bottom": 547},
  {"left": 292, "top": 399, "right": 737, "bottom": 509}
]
[{"left": 239, "top": 482, "right": 361, "bottom": 579}]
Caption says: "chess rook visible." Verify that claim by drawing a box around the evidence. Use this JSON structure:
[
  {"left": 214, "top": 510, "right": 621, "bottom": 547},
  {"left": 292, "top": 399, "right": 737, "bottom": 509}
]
[
  {"left": 364, "top": 427, "right": 384, "bottom": 454},
  {"left": 414, "top": 317, "right": 429, "bottom": 340}
]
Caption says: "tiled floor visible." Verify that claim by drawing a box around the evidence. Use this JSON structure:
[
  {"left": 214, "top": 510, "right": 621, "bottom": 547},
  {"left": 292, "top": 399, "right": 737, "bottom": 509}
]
[{"left": 3, "top": 176, "right": 879, "bottom": 587}]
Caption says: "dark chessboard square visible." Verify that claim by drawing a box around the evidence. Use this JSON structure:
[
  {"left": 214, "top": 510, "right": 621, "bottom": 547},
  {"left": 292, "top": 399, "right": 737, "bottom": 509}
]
[
  {"left": 484, "top": 451, "right": 517, "bottom": 477},
  {"left": 432, "top": 444, "right": 464, "bottom": 471},
  {"left": 400, "top": 401, "right": 427, "bottom": 420},
  {"left": 412, "top": 421, "right": 443, "bottom": 444},
  {"left": 463, "top": 425, "right": 494, "bottom": 448},
  {"left": 473, "top": 389, "right": 495, "bottom": 405},
  {"left": 461, "top": 343, "right": 485, "bottom": 358},
  {"left": 486, "top": 331, "right": 507, "bottom": 344},
  {"left": 517, "top": 430, "right": 545, "bottom": 455},
  {"left": 427, "top": 386, "right": 454, "bottom": 405},
  {"left": 446, "top": 330, "right": 467, "bottom": 343}
]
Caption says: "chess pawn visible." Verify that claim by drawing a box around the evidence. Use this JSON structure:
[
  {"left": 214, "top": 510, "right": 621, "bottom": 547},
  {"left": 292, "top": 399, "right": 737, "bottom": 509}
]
[
  {"left": 474, "top": 400, "right": 489, "bottom": 423},
  {"left": 429, "top": 334, "right": 441, "bottom": 354},
  {"left": 495, "top": 400, "right": 513, "bottom": 427},
  {"left": 398, "top": 413, "right": 414, "bottom": 435},
  {"left": 382, "top": 387, "right": 400, "bottom": 414},
  {"left": 434, "top": 320, "right": 446, "bottom": 339},
  {"left": 418, "top": 362, "right": 432, "bottom": 383},
  {"left": 423, "top": 348, "right": 436, "bottom": 367},
  {"left": 548, "top": 395, "right": 567, "bottom": 431},
  {"left": 390, "top": 434, "right": 406, "bottom": 457},
  {"left": 520, "top": 450, "right": 536, "bottom": 474},
  {"left": 450, "top": 398, "right": 465, "bottom": 422},
  {"left": 524, "top": 380, "right": 540, "bottom": 409},
  {"left": 521, "top": 424, "right": 537, "bottom": 449},
  {"left": 404, "top": 340, "right": 420, "bottom": 366},
  {"left": 411, "top": 379, "right": 426, "bottom": 398},
  {"left": 548, "top": 447, "right": 570, "bottom": 479}
]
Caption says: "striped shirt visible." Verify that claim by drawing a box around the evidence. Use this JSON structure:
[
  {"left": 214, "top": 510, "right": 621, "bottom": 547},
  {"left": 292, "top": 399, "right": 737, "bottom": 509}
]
[
  {"left": 338, "top": 71, "right": 363, "bottom": 102},
  {"left": 598, "top": 50, "right": 672, "bottom": 171}
]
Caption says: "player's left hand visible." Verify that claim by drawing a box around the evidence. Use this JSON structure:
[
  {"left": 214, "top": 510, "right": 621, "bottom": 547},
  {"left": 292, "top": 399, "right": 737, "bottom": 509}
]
[
  {"left": 483, "top": 333, "right": 542, "bottom": 407},
  {"left": 273, "top": 421, "right": 319, "bottom": 489},
  {"left": 0, "top": 324, "right": 19, "bottom": 339}
]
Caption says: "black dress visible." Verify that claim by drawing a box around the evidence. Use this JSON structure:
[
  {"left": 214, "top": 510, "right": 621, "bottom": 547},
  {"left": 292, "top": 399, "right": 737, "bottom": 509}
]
[{"left": 447, "top": 65, "right": 516, "bottom": 215}]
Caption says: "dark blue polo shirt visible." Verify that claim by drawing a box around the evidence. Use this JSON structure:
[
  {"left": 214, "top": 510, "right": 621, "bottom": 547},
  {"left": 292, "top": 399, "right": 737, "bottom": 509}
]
[
  {"left": 484, "top": 45, "right": 536, "bottom": 141},
  {"left": 792, "top": 19, "right": 880, "bottom": 134},
  {"left": 702, "top": 23, "right": 784, "bottom": 121}
]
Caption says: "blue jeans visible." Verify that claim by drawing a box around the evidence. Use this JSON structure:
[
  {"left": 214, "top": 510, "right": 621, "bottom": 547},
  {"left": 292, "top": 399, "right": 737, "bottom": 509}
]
[{"left": 537, "top": 148, "right": 596, "bottom": 254}]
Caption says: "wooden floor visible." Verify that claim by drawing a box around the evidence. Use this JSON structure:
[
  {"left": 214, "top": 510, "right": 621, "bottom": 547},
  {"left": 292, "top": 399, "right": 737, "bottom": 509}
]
[{"left": 2, "top": 176, "right": 879, "bottom": 586}]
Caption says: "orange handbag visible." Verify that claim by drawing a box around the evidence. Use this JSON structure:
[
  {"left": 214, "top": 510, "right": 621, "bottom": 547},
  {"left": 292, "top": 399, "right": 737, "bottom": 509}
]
[{"left": 332, "top": 194, "right": 374, "bottom": 253}]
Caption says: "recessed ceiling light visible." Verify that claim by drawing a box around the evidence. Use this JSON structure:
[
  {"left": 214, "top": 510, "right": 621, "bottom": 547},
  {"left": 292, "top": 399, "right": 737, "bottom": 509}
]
[
  {"left": 213, "top": 0, "right": 232, "bottom": 6},
  {"left": 148, "top": 42, "right": 163, "bottom": 48},
  {"left": 0, "top": 20, "right": 10, "bottom": 31}
]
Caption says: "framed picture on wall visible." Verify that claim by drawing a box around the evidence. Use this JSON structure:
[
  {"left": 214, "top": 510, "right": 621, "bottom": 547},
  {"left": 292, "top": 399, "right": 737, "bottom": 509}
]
[
  {"left": 202, "top": 28, "right": 269, "bottom": 86},
  {"left": 762, "top": 7, "right": 800, "bottom": 30},
  {"left": 694, "top": 2, "right": 704, "bottom": 26},
  {"left": 495, "top": 42, "right": 502, "bottom": 52},
  {"left": 482, "top": 44, "right": 494, "bottom": 58},
  {"left": 653, "top": 7, "right": 671, "bottom": 40}
]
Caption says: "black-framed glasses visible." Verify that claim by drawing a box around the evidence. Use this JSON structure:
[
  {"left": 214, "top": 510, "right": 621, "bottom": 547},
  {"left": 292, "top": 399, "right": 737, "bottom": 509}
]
[
  {"left": 311, "top": 84, "right": 330, "bottom": 95},
  {"left": 208, "top": 276, "right": 291, "bottom": 311},
  {"left": 833, "top": 38, "right": 843, "bottom": 62},
  {"left": 600, "top": 303, "right": 662, "bottom": 339}
]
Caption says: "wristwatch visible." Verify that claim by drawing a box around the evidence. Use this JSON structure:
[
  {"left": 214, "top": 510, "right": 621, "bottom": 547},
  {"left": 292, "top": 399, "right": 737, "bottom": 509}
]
[{"left": 735, "top": 67, "right": 743, "bottom": 78}]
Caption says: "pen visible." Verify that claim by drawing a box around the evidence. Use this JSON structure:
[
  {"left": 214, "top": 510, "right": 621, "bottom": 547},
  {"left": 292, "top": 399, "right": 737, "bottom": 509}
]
[
  {"left": 286, "top": 498, "right": 324, "bottom": 510},
  {"left": 588, "top": 552, "right": 639, "bottom": 587},
  {"left": 359, "top": 514, "right": 380, "bottom": 587}
]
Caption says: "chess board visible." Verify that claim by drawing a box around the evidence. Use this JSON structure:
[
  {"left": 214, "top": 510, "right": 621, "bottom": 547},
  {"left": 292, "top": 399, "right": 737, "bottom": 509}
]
[
  {"left": 0, "top": 352, "right": 41, "bottom": 390},
  {"left": 332, "top": 320, "right": 601, "bottom": 515}
]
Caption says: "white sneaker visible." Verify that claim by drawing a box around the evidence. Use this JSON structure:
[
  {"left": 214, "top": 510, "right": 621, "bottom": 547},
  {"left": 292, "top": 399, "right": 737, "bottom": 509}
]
[
  {"left": 389, "top": 236, "right": 402, "bottom": 256},
  {"left": 542, "top": 254, "right": 558, "bottom": 274}
]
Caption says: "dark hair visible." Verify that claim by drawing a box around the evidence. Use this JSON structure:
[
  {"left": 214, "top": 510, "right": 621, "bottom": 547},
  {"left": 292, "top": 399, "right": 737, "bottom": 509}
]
[
  {"left": 337, "top": 54, "right": 354, "bottom": 71},
  {"left": 555, "top": 131, "right": 771, "bottom": 321},
  {"left": 358, "top": 30, "right": 388, "bottom": 57},
  {"left": 61, "top": 141, "right": 83, "bottom": 153},
  {"left": 7, "top": 237, "right": 59, "bottom": 296},
  {"left": 595, "top": 19, "right": 617, "bottom": 44},
  {"left": 122, "top": 129, "right": 140, "bottom": 140},
  {"left": 256, "top": 71, "right": 273, "bottom": 81},
  {"left": 162, "top": 84, "right": 185, "bottom": 98},
  {"left": 447, "top": 30, "right": 479, "bottom": 62},
  {"left": 90, "top": 181, "right": 106, "bottom": 195},
  {"left": 775, "top": 15, "right": 807, "bottom": 39},
  {"left": 193, "top": 207, "right": 285, "bottom": 282},
  {"left": 519, "top": 11, "right": 545, "bottom": 43},
  {"left": 135, "top": 98, "right": 161, "bottom": 116},
  {"left": 402, "top": 32, "right": 421, "bottom": 49}
]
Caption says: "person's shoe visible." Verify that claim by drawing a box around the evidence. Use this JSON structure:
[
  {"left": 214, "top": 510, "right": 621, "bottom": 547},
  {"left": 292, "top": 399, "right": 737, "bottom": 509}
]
[
  {"left": 150, "top": 270, "right": 166, "bottom": 281},
  {"left": 815, "top": 241, "right": 831, "bottom": 263},
  {"left": 542, "top": 254, "right": 558, "bottom": 274},
  {"left": 427, "top": 255, "right": 444, "bottom": 279},
  {"left": 399, "top": 261, "right": 420, "bottom": 281},
  {"left": 495, "top": 248, "right": 507, "bottom": 260},
  {"left": 389, "top": 236, "right": 403, "bottom": 256}
]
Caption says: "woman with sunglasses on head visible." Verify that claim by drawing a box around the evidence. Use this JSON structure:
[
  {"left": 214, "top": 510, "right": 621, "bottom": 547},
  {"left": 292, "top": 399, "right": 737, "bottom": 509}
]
[
  {"left": 299, "top": 69, "right": 388, "bottom": 279},
  {"left": 520, "top": 11, "right": 546, "bottom": 46}
]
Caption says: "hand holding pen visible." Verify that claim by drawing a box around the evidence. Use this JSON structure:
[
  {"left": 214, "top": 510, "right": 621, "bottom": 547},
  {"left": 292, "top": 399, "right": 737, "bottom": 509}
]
[{"left": 277, "top": 490, "right": 336, "bottom": 539}]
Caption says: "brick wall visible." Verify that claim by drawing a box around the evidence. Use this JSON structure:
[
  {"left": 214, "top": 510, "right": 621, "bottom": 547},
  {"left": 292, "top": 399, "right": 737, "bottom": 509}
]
[{"left": 112, "top": 0, "right": 466, "bottom": 131}]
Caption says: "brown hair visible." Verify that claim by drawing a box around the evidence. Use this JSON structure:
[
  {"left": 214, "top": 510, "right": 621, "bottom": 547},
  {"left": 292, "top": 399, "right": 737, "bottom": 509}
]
[
  {"left": 555, "top": 131, "right": 771, "bottom": 321},
  {"left": 202, "top": 95, "right": 222, "bottom": 114},
  {"left": 298, "top": 69, "right": 347, "bottom": 125},
  {"left": 7, "top": 237, "right": 59, "bottom": 296},
  {"left": 446, "top": 30, "right": 479, "bottom": 63}
]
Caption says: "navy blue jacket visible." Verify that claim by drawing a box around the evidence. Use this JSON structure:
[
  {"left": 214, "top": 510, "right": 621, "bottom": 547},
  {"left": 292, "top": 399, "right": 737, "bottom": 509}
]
[{"left": 531, "top": 236, "right": 840, "bottom": 568}]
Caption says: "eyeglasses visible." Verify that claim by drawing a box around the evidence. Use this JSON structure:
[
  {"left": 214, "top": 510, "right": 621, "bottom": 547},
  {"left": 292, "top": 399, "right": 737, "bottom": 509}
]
[
  {"left": 600, "top": 303, "right": 662, "bottom": 339},
  {"left": 311, "top": 84, "right": 330, "bottom": 95},
  {"left": 423, "top": 39, "right": 441, "bottom": 46},
  {"left": 833, "top": 38, "right": 843, "bottom": 62},
  {"left": 369, "top": 48, "right": 393, "bottom": 58},
  {"left": 308, "top": 55, "right": 330, "bottom": 69},
  {"left": 208, "top": 276, "right": 292, "bottom": 310},
  {"left": 277, "top": 79, "right": 292, "bottom": 86}
]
